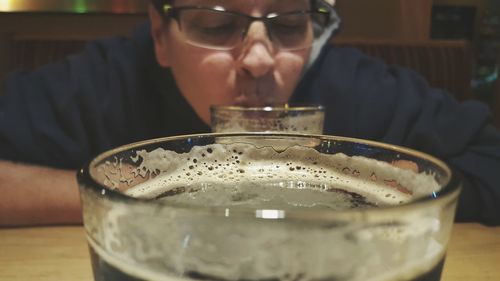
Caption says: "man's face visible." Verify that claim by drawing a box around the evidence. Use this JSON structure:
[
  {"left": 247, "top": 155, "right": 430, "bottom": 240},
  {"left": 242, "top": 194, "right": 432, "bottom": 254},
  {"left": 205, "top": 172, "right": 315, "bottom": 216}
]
[{"left": 150, "top": 0, "right": 312, "bottom": 124}]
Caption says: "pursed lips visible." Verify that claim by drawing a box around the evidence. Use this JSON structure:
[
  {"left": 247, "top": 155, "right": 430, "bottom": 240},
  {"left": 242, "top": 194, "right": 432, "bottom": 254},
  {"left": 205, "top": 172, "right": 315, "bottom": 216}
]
[{"left": 234, "top": 80, "right": 278, "bottom": 107}]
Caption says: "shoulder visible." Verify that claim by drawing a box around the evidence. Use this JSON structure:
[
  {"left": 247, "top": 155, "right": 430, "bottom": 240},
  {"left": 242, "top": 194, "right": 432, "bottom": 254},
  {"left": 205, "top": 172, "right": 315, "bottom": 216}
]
[
  {"left": 67, "top": 22, "right": 155, "bottom": 83},
  {"left": 296, "top": 44, "right": 491, "bottom": 152},
  {"left": 0, "top": 23, "right": 166, "bottom": 167},
  {"left": 312, "top": 45, "right": 422, "bottom": 91},
  {"left": 83, "top": 22, "right": 154, "bottom": 62},
  {"left": 296, "top": 44, "right": 424, "bottom": 116},
  {"left": 3, "top": 22, "right": 156, "bottom": 99}
]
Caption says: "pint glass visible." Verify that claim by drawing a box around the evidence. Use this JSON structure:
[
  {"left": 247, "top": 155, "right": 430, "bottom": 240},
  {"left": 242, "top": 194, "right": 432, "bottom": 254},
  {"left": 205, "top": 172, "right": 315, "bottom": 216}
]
[
  {"left": 210, "top": 105, "right": 325, "bottom": 133},
  {"left": 78, "top": 133, "right": 461, "bottom": 281}
]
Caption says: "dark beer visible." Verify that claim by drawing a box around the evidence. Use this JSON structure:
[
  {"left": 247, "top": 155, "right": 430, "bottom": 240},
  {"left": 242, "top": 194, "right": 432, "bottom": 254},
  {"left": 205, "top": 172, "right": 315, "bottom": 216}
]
[{"left": 90, "top": 246, "right": 143, "bottom": 281}]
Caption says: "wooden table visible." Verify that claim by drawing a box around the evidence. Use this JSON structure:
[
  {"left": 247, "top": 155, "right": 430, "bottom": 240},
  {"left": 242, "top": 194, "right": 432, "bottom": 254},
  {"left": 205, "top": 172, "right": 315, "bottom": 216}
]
[{"left": 1, "top": 223, "right": 499, "bottom": 281}]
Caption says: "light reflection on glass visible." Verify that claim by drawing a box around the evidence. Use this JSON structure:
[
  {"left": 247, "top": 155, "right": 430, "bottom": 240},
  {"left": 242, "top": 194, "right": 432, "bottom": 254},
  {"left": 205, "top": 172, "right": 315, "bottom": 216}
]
[{"left": 256, "top": 209, "right": 286, "bottom": 219}]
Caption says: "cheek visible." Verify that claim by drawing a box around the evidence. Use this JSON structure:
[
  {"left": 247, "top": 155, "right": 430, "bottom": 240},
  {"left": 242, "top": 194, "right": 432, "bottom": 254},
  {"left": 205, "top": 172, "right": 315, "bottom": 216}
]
[
  {"left": 190, "top": 53, "right": 237, "bottom": 101},
  {"left": 276, "top": 53, "right": 306, "bottom": 78},
  {"left": 199, "top": 54, "right": 236, "bottom": 85},
  {"left": 274, "top": 53, "right": 308, "bottom": 96},
  {"left": 168, "top": 48, "right": 237, "bottom": 121}
]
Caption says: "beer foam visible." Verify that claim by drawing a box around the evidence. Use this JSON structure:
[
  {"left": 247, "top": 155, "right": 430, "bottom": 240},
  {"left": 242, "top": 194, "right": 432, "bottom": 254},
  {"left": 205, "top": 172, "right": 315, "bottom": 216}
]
[
  {"left": 125, "top": 142, "right": 441, "bottom": 206},
  {"left": 89, "top": 141, "right": 448, "bottom": 281}
]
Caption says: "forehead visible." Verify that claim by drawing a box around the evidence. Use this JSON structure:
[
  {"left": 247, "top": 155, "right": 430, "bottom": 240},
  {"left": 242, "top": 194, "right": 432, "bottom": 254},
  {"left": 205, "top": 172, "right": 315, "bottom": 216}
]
[{"left": 174, "top": 0, "right": 310, "bottom": 11}]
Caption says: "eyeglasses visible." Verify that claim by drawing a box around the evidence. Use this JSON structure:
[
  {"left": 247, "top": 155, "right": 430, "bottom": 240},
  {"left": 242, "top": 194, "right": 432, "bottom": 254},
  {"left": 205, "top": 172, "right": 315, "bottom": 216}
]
[{"left": 157, "top": 4, "right": 332, "bottom": 51}]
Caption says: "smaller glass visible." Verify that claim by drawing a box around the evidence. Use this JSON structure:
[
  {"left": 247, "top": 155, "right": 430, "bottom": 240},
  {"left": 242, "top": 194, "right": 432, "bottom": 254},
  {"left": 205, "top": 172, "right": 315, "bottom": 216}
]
[{"left": 210, "top": 105, "right": 325, "bottom": 134}]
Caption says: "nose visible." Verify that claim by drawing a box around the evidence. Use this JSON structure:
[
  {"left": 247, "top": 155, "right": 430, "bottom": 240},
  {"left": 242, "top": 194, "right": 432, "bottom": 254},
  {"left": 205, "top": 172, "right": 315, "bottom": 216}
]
[{"left": 238, "top": 22, "right": 275, "bottom": 78}]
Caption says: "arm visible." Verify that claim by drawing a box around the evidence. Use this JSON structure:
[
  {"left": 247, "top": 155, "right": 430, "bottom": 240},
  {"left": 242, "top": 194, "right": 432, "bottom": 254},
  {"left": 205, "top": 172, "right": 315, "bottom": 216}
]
[
  {"left": 0, "top": 36, "right": 145, "bottom": 226},
  {"left": 0, "top": 160, "right": 81, "bottom": 226}
]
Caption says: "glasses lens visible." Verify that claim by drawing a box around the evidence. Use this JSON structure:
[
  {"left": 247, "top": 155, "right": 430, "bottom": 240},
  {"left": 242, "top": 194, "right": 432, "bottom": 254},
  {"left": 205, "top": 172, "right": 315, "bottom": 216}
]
[
  {"left": 178, "top": 9, "right": 246, "bottom": 50},
  {"left": 175, "top": 8, "right": 331, "bottom": 51},
  {"left": 268, "top": 13, "right": 312, "bottom": 50},
  {"left": 269, "top": 12, "right": 328, "bottom": 50}
]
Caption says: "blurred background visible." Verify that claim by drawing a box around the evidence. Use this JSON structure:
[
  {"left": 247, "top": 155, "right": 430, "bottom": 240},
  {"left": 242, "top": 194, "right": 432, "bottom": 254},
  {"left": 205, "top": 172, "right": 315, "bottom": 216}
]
[{"left": 0, "top": 0, "right": 499, "bottom": 127}]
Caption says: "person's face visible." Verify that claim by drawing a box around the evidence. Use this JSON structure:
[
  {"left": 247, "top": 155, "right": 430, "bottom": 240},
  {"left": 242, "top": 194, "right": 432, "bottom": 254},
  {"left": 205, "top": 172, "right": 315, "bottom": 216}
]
[{"left": 150, "top": 0, "right": 312, "bottom": 124}]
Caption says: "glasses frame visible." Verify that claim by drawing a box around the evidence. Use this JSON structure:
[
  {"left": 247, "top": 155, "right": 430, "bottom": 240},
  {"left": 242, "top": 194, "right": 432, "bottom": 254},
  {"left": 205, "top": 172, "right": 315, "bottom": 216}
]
[{"left": 155, "top": 3, "right": 332, "bottom": 51}]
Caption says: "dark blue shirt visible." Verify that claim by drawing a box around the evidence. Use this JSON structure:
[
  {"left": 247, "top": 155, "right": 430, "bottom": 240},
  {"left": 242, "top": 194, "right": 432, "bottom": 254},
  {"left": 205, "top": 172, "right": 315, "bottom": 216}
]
[{"left": 1, "top": 24, "right": 500, "bottom": 225}]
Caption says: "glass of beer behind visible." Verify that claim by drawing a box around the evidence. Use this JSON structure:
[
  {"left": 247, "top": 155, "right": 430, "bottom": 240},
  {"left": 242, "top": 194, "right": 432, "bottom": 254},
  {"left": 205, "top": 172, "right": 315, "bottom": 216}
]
[
  {"left": 210, "top": 105, "right": 325, "bottom": 133},
  {"left": 78, "top": 133, "right": 461, "bottom": 281}
]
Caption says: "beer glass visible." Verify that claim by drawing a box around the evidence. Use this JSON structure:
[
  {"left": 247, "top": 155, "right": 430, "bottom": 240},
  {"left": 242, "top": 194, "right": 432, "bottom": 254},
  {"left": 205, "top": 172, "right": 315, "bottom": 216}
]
[
  {"left": 210, "top": 105, "right": 325, "bottom": 133},
  {"left": 78, "top": 133, "right": 461, "bottom": 281}
]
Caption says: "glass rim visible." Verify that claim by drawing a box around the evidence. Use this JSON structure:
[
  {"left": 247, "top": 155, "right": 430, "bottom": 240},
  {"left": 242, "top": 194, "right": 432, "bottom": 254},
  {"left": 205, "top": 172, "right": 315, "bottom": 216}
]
[
  {"left": 210, "top": 104, "right": 325, "bottom": 113},
  {"left": 78, "top": 133, "right": 461, "bottom": 220}
]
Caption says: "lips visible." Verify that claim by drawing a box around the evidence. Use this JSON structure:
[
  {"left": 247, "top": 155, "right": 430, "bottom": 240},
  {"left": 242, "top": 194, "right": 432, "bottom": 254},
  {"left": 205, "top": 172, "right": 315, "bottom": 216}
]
[{"left": 234, "top": 80, "right": 279, "bottom": 107}]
